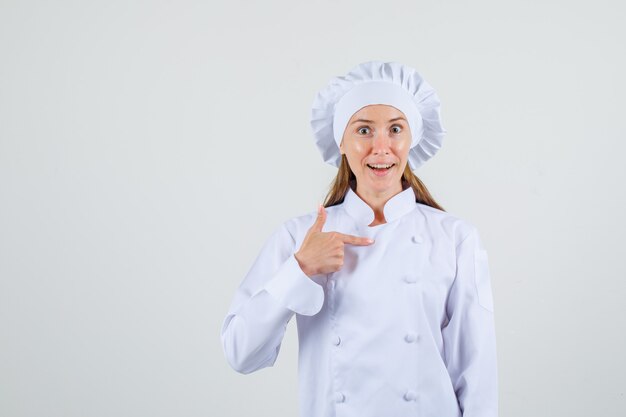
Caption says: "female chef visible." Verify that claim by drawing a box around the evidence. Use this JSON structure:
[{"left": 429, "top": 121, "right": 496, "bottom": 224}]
[{"left": 220, "top": 61, "right": 498, "bottom": 417}]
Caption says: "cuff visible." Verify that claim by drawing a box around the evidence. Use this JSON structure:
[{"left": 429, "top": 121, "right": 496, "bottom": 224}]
[{"left": 263, "top": 254, "right": 325, "bottom": 316}]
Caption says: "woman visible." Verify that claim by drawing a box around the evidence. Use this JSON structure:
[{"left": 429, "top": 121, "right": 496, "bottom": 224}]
[{"left": 220, "top": 61, "right": 498, "bottom": 417}]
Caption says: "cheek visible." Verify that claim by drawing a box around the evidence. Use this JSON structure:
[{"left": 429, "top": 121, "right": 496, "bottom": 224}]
[
  {"left": 393, "top": 139, "right": 411, "bottom": 156},
  {"left": 350, "top": 140, "right": 369, "bottom": 153},
  {"left": 345, "top": 142, "right": 369, "bottom": 161}
]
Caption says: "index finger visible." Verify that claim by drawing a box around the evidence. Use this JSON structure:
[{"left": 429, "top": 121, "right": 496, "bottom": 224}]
[{"left": 336, "top": 232, "right": 374, "bottom": 246}]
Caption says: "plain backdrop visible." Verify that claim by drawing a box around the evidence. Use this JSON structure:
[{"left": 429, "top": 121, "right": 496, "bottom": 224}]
[{"left": 1, "top": 1, "right": 625, "bottom": 416}]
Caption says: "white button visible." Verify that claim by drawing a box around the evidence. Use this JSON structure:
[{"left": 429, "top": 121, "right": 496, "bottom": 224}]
[
  {"left": 404, "top": 390, "right": 417, "bottom": 401},
  {"left": 326, "top": 279, "right": 335, "bottom": 289},
  {"left": 412, "top": 235, "right": 424, "bottom": 244},
  {"left": 332, "top": 335, "right": 341, "bottom": 346},
  {"left": 404, "top": 332, "right": 417, "bottom": 343},
  {"left": 334, "top": 392, "right": 345, "bottom": 403},
  {"left": 403, "top": 275, "right": 417, "bottom": 283}
]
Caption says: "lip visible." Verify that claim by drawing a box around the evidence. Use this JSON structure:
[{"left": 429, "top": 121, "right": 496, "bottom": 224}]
[{"left": 366, "top": 163, "right": 395, "bottom": 177}]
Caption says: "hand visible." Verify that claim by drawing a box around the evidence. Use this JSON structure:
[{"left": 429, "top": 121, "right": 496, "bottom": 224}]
[{"left": 294, "top": 204, "right": 374, "bottom": 277}]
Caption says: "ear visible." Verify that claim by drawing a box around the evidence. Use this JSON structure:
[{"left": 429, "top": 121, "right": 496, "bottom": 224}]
[{"left": 339, "top": 139, "right": 344, "bottom": 154}]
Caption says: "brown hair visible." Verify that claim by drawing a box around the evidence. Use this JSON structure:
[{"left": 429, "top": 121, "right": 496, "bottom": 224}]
[{"left": 322, "top": 154, "right": 445, "bottom": 211}]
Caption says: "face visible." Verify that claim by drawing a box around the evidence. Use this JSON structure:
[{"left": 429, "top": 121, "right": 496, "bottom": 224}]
[{"left": 339, "top": 104, "right": 412, "bottom": 197}]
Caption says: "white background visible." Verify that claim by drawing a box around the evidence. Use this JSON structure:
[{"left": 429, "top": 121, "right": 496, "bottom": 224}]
[{"left": 1, "top": 1, "right": 625, "bottom": 416}]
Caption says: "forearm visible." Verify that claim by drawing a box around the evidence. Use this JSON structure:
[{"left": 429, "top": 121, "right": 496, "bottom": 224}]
[{"left": 221, "top": 253, "right": 324, "bottom": 374}]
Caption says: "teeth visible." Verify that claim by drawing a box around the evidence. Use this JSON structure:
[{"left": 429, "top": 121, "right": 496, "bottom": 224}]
[{"left": 368, "top": 163, "right": 394, "bottom": 169}]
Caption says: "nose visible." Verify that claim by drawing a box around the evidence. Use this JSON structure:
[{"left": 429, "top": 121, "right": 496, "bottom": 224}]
[{"left": 371, "top": 130, "right": 391, "bottom": 156}]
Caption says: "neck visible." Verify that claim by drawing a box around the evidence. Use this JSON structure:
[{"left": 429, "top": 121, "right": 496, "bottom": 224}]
[{"left": 354, "top": 182, "right": 404, "bottom": 225}]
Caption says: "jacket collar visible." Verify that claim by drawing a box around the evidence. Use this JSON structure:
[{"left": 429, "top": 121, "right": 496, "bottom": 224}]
[{"left": 342, "top": 185, "right": 416, "bottom": 227}]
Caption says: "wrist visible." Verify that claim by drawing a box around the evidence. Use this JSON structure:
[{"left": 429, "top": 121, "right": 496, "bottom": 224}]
[{"left": 294, "top": 252, "right": 313, "bottom": 277}]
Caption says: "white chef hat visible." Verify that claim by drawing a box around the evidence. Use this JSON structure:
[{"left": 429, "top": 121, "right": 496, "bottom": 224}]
[{"left": 310, "top": 60, "right": 447, "bottom": 171}]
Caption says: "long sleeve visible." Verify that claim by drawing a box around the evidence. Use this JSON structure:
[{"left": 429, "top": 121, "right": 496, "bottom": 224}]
[
  {"left": 441, "top": 226, "right": 498, "bottom": 416},
  {"left": 220, "top": 221, "right": 325, "bottom": 374}
]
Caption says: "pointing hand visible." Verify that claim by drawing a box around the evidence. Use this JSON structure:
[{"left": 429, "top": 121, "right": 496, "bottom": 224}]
[{"left": 294, "top": 205, "right": 374, "bottom": 277}]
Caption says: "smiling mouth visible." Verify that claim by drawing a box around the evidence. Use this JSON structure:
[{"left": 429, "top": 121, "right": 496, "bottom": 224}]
[
  {"left": 366, "top": 163, "right": 395, "bottom": 176},
  {"left": 367, "top": 163, "right": 395, "bottom": 171}
]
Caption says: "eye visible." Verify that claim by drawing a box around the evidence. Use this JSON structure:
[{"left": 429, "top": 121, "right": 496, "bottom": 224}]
[
  {"left": 391, "top": 124, "right": 402, "bottom": 134},
  {"left": 357, "top": 126, "right": 371, "bottom": 135}
]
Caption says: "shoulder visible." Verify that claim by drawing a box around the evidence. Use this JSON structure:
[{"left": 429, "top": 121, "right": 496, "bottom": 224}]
[
  {"left": 414, "top": 203, "right": 480, "bottom": 247},
  {"left": 279, "top": 204, "right": 345, "bottom": 238}
]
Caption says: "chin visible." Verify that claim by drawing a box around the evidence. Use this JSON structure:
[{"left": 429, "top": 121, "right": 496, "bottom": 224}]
[{"left": 363, "top": 179, "right": 402, "bottom": 193}]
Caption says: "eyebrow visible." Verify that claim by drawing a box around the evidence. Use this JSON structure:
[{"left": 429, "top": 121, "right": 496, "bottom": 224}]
[{"left": 349, "top": 117, "right": 407, "bottom": 125}]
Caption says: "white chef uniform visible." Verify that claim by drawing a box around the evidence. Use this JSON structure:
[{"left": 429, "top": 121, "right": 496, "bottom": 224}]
[{"left": 220, "top": 184, "right": 498, "bottom": 417}]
